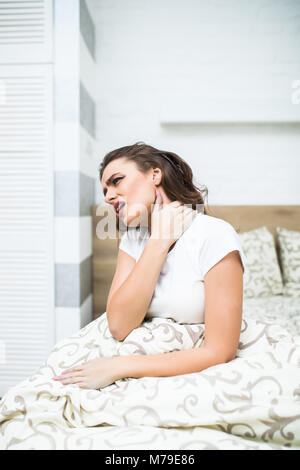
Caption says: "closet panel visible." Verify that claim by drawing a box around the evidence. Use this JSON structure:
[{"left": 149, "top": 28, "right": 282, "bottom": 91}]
[
  {"left": 0, "top": 0, "right": 52, "bottom": 64},
  {"left": 0, "top": 64, "right": 54, "bottom": 396}
]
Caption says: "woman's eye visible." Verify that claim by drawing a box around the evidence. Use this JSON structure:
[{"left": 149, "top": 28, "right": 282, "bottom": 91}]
[{"left": 113, "top": 177, "right": 123, "bottom": 185}]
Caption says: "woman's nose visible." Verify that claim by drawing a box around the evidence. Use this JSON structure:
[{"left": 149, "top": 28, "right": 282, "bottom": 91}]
[{"left": 105, "top": 191, "right": 115, "bottom": 205}]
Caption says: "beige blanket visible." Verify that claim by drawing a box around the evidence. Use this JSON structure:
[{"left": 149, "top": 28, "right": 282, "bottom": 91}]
[{"left": 1, "top": 313, "right": 300, "bottom": 450}]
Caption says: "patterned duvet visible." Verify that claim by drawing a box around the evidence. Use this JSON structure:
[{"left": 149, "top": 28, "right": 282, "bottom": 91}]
[{"left": 1, "top": 297, "right": 300, "bottom": 450}]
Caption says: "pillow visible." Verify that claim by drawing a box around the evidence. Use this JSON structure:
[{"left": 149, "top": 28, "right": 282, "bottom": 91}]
[
  {"left": 276, "top": 227, "right": 300, "bottom": 298},
  {"left": 238, "top": 226, "right": 283, "bottom": 298}
]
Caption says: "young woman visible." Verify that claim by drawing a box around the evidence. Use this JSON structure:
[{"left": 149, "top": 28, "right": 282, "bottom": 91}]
[{"left": 53, "top": 141, "right": 247, "bottom": 390}]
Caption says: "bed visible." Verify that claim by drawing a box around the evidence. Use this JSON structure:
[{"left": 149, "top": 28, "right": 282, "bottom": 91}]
[
  {"left": 93, "top": 204, "right": 300, "bottom": 337},
  {"left": 0, "top": 205, "right": 300, "bottom": 450}
]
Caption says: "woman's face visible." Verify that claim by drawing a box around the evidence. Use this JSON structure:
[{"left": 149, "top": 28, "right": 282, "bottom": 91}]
[{"left": 101, "top": 157, "right": 160, "bottom": 228}]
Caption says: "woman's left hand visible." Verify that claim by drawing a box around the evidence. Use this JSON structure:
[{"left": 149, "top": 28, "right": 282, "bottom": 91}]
[{"left": 52, "top": 357, "right": 122, "bottom": 390}]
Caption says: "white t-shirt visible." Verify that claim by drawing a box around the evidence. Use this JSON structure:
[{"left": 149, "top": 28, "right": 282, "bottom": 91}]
[{"left": 118, "top": 213, "right": 247, "bottom": 324}]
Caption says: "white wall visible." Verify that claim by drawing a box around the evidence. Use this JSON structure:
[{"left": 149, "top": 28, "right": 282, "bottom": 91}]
[{"left": 90, "top": 0, "right": 300, "bottom": 206}]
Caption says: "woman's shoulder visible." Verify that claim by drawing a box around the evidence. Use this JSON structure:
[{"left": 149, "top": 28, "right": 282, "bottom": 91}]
[
  {"left": 191, "top": 212, "right": 238, "bottom": 238},
  {"left": 188, "top": 213, "right": 246, "bottom": 278}
]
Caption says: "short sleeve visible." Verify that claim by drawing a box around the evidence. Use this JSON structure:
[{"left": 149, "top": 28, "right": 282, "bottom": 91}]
[
  {"left": 118, "top": 229, "right": 137, "bottom": 260},
  {"left": 198, "top": 218, "right": 247, "bottom": 280}
]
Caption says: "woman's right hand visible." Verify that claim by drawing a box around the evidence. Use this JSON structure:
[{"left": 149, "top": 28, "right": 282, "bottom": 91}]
[{"left": 150, "top": 189, "right": 197, "bottom": 247}]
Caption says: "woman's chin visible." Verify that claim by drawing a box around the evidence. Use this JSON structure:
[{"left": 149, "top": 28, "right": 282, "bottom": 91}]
[{"left": 124, "top": 210, "right": 149, "bottom": 229}]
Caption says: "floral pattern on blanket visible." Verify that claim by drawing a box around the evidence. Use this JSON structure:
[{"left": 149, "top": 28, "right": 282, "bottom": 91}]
[{"left": 1, "top": 312, "right": 300, "bottom": 450}]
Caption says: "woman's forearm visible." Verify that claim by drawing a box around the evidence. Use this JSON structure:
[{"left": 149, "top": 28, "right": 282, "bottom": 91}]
[
  {"left": 115, "top": 346, "right": 228, "bottom": 380},
  {"left": 107, "top": 237, "right": 170, "bottom": 341}
]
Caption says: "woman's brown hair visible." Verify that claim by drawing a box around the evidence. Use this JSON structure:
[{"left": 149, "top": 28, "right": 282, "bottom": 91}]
[{"left": 98, "top": 141, "right": 213, "bottom": 234}]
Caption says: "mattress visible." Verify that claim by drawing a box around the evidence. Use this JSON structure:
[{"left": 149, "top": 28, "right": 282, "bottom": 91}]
[{"left": 243, "top": 295, "right": 300, "bottom": 337}]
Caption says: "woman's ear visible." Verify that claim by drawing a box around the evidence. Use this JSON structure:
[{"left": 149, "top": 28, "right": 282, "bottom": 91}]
[{"left": 152, "top": 167, "right": 162, "bottom": 185}]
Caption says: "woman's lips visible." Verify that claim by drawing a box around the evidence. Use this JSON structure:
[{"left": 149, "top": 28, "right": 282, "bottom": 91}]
[{"left": 118, "top": 203, "right": 125, "bottom": 217}]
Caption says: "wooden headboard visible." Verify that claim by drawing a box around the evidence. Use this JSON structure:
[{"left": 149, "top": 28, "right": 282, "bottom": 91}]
[{"left": 92, "top": 205, "right": 300, "bottom": 319}]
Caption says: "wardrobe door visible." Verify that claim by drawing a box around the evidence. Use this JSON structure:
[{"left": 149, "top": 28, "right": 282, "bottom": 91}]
[
  {"left": 0, "top": 0, "right": 52, "bottom": 63},
  {"left": 0, "top": 0, "right": 54, "bottom": 397},
  {"left": 0, "top": 65, "right": 54, "bottom": 397}
]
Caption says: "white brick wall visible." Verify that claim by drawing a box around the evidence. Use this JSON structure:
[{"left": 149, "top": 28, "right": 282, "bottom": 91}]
[{"left": 89, "top": 0, "right": 300, "bottom": 205}]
